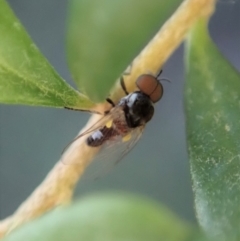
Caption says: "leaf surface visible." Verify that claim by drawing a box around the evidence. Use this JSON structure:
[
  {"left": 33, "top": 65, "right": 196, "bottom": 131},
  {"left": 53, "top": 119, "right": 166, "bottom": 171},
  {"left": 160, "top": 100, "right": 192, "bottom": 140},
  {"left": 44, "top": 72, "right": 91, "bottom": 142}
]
[
  {"left": 3, "top": 193, "right": 208, "bottom": 241},
  {"left": 67, "top": 0, "right": 182, "bottom": 101},
  {"left": 0, "top": 0, "right": 94, "bottom": 110},
  {"left": 185, "top": 19, "right": 240, "bottom": 241}
]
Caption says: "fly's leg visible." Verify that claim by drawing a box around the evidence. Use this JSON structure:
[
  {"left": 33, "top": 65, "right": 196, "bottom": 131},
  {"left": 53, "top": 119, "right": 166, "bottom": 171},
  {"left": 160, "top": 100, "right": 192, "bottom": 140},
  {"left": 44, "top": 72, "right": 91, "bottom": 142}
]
[
  {"left": 105, "top": 63, "right": 133, "bottom": 108},
  {"left": 120, "top": 76, "right": 129, "bottom": 95},
  {"left": 64, "top": 107, "right": 101, "bottom": 114},
  {"left": 105, "top": 77, "right": 128, "bottom": 108},
  {"left": 104, "top": 97, "right": 115, "bottom": 114},
  {"left": 106, "top": 98, "right": 115, "bottom": 107},
  {"left": 119, "top": 63, "right": 133, "bottom": 96}
]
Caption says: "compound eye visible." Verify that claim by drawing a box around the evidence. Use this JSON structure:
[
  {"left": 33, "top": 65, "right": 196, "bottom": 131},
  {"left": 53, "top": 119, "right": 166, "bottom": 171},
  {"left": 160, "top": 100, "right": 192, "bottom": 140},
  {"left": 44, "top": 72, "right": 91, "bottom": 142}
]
[{"left": 136, "top": 74, "right": 163, "bottom": 103}]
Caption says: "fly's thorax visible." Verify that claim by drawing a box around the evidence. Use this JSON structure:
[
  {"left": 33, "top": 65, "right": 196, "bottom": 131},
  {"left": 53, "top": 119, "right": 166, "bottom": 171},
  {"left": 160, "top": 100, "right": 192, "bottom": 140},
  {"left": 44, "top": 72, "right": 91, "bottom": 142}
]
[
  {"left": 118, "top": 91, "right": 154, "bottom": 128},
  {"left": 111, "top": 108, "right": 130, "bottom": 135}
]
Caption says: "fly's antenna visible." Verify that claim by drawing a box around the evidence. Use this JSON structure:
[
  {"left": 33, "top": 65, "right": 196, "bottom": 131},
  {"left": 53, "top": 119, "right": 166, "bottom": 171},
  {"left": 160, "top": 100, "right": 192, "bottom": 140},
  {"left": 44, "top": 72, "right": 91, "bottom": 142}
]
[
  {"left": 156, "top": 69, "right": 163, "bottom": 79},
  {"left": 156, "top": 70, "right": 171, "bottom": 84},
  {"left": 159, "top": 78, "right": 171, "bottom": 83}
]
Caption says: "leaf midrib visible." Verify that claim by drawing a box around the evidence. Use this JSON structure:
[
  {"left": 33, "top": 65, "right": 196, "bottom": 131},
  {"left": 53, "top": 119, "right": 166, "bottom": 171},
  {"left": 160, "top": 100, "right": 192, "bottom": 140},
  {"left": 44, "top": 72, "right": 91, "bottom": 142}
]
[{"left": 0, "top": 59, "right": 73, "bottom": 100}]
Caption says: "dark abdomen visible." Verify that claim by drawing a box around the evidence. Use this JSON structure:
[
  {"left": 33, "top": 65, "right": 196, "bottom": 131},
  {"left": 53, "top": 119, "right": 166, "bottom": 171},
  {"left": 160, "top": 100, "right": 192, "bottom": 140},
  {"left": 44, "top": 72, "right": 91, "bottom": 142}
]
[{"left": 87, "top": 126, "right": 118, "bottom": 147}]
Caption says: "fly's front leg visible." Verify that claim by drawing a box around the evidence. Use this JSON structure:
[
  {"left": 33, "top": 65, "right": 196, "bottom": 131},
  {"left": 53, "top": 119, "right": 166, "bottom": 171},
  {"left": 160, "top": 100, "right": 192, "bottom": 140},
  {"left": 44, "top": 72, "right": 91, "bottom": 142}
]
[
  {"left": 105, "top": 63, "right": 133, "bottom": 108},
  {"left": 119, "top": 63, "right": 133, "bottom": 96},
  {"left": 64, "top": 107, "right": 101, "bottom": 115},
  {"left": 120, "top": 76, "right": 129, "bottom": 95}
]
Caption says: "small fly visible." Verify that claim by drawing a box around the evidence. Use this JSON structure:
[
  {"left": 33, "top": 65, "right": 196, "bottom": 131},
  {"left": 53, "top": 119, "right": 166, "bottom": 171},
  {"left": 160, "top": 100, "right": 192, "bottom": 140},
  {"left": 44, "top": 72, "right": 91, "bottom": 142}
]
[{"left": 62, "top": 71, "right": 164, "bottom": 175}]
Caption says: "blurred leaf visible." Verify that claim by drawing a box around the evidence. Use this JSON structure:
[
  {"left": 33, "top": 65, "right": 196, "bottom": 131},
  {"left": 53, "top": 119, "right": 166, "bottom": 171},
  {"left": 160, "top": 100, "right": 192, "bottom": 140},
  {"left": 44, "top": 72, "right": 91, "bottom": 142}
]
[
  {"left": 67, "top": 0, "right": 182, "bottom": 102},
  {"left": 185, "top": 19, "right": 240, "bottom": 241},
  {"left": 3, "top": 193, "right": 208, "bottom": 241},
  {"left": 0, "top": 0, "right": 94, "bottom": 110}
]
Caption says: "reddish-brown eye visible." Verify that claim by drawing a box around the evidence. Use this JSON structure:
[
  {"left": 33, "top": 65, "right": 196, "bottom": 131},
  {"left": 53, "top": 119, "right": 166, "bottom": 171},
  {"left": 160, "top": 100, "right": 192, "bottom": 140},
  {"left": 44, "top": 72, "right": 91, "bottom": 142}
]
[{"left": 136, "top": 74, "right": 163, "bottom": 103}]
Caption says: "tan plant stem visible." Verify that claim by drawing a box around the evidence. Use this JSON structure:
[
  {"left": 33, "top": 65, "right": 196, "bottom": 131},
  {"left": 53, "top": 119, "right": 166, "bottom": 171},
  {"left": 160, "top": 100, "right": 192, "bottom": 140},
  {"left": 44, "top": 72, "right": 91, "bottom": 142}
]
[
  {"left": 109, "top": 0, "right": 216, "bottom": 103},
  {"left": 0, "top": 0, "right": 216, "bottom": 238}
]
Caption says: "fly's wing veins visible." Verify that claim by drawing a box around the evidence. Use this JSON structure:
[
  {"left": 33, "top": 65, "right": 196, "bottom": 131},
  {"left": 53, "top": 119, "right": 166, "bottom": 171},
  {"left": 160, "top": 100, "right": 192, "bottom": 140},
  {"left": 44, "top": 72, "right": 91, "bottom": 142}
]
[
  {"left": 80, "top": 125, "right": 144, "bottom": 180},
  {"left": 61, "top": 106, "right": 145, "bottom": 179}
]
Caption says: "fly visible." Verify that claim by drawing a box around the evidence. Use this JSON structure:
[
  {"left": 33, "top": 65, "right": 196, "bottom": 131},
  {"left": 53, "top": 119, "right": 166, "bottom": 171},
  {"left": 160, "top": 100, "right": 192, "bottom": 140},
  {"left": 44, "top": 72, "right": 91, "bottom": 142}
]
[{"left": 62, "top": 71, "right": 164, "bottom": 175}]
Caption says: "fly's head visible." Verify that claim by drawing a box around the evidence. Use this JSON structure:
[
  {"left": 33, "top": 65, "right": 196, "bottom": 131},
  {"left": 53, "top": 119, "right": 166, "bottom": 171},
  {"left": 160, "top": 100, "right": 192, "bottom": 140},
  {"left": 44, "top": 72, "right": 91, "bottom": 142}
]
[
  {"left": 136, "top": 74, "right": 163, "bottom": 103},
  {"left": 118, "top": 74, "right": 164, "bottom": 128}
]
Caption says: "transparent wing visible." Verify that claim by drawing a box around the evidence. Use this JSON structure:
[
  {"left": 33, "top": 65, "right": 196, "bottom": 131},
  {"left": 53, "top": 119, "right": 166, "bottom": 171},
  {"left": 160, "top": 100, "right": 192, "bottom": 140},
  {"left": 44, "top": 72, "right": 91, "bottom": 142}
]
[
  {"left": 61, "top": 112, "right": 114, "bottom": 165},
  {"left": 81, "top": 125, "right": 144, "bottom": 180},
  {"left": 61, "top": 105, "right": 144, "bottom": 178}
]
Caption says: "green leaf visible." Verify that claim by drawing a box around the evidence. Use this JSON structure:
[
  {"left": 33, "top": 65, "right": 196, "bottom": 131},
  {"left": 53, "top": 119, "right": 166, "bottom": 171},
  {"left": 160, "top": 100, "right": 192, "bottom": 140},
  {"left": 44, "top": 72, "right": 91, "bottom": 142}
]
[
  {"left": 67, "top": 0, "right": 182, "bottom": 102},
  {"left": 185, "top": 19, "right": 240, "bottom": 241},
  {"left": 0, "top": 0, "right": 94, "bottom": 110},
  {"left": 3, "top": 193, "right": 208, "bottom": 241}
]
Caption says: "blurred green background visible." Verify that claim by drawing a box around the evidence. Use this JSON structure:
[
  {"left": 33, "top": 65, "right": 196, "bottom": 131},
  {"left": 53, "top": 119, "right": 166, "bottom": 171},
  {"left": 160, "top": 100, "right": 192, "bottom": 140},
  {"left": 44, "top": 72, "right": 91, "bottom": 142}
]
[{"left": 0, "top": 0, "right": 239, "bottom": 223}]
